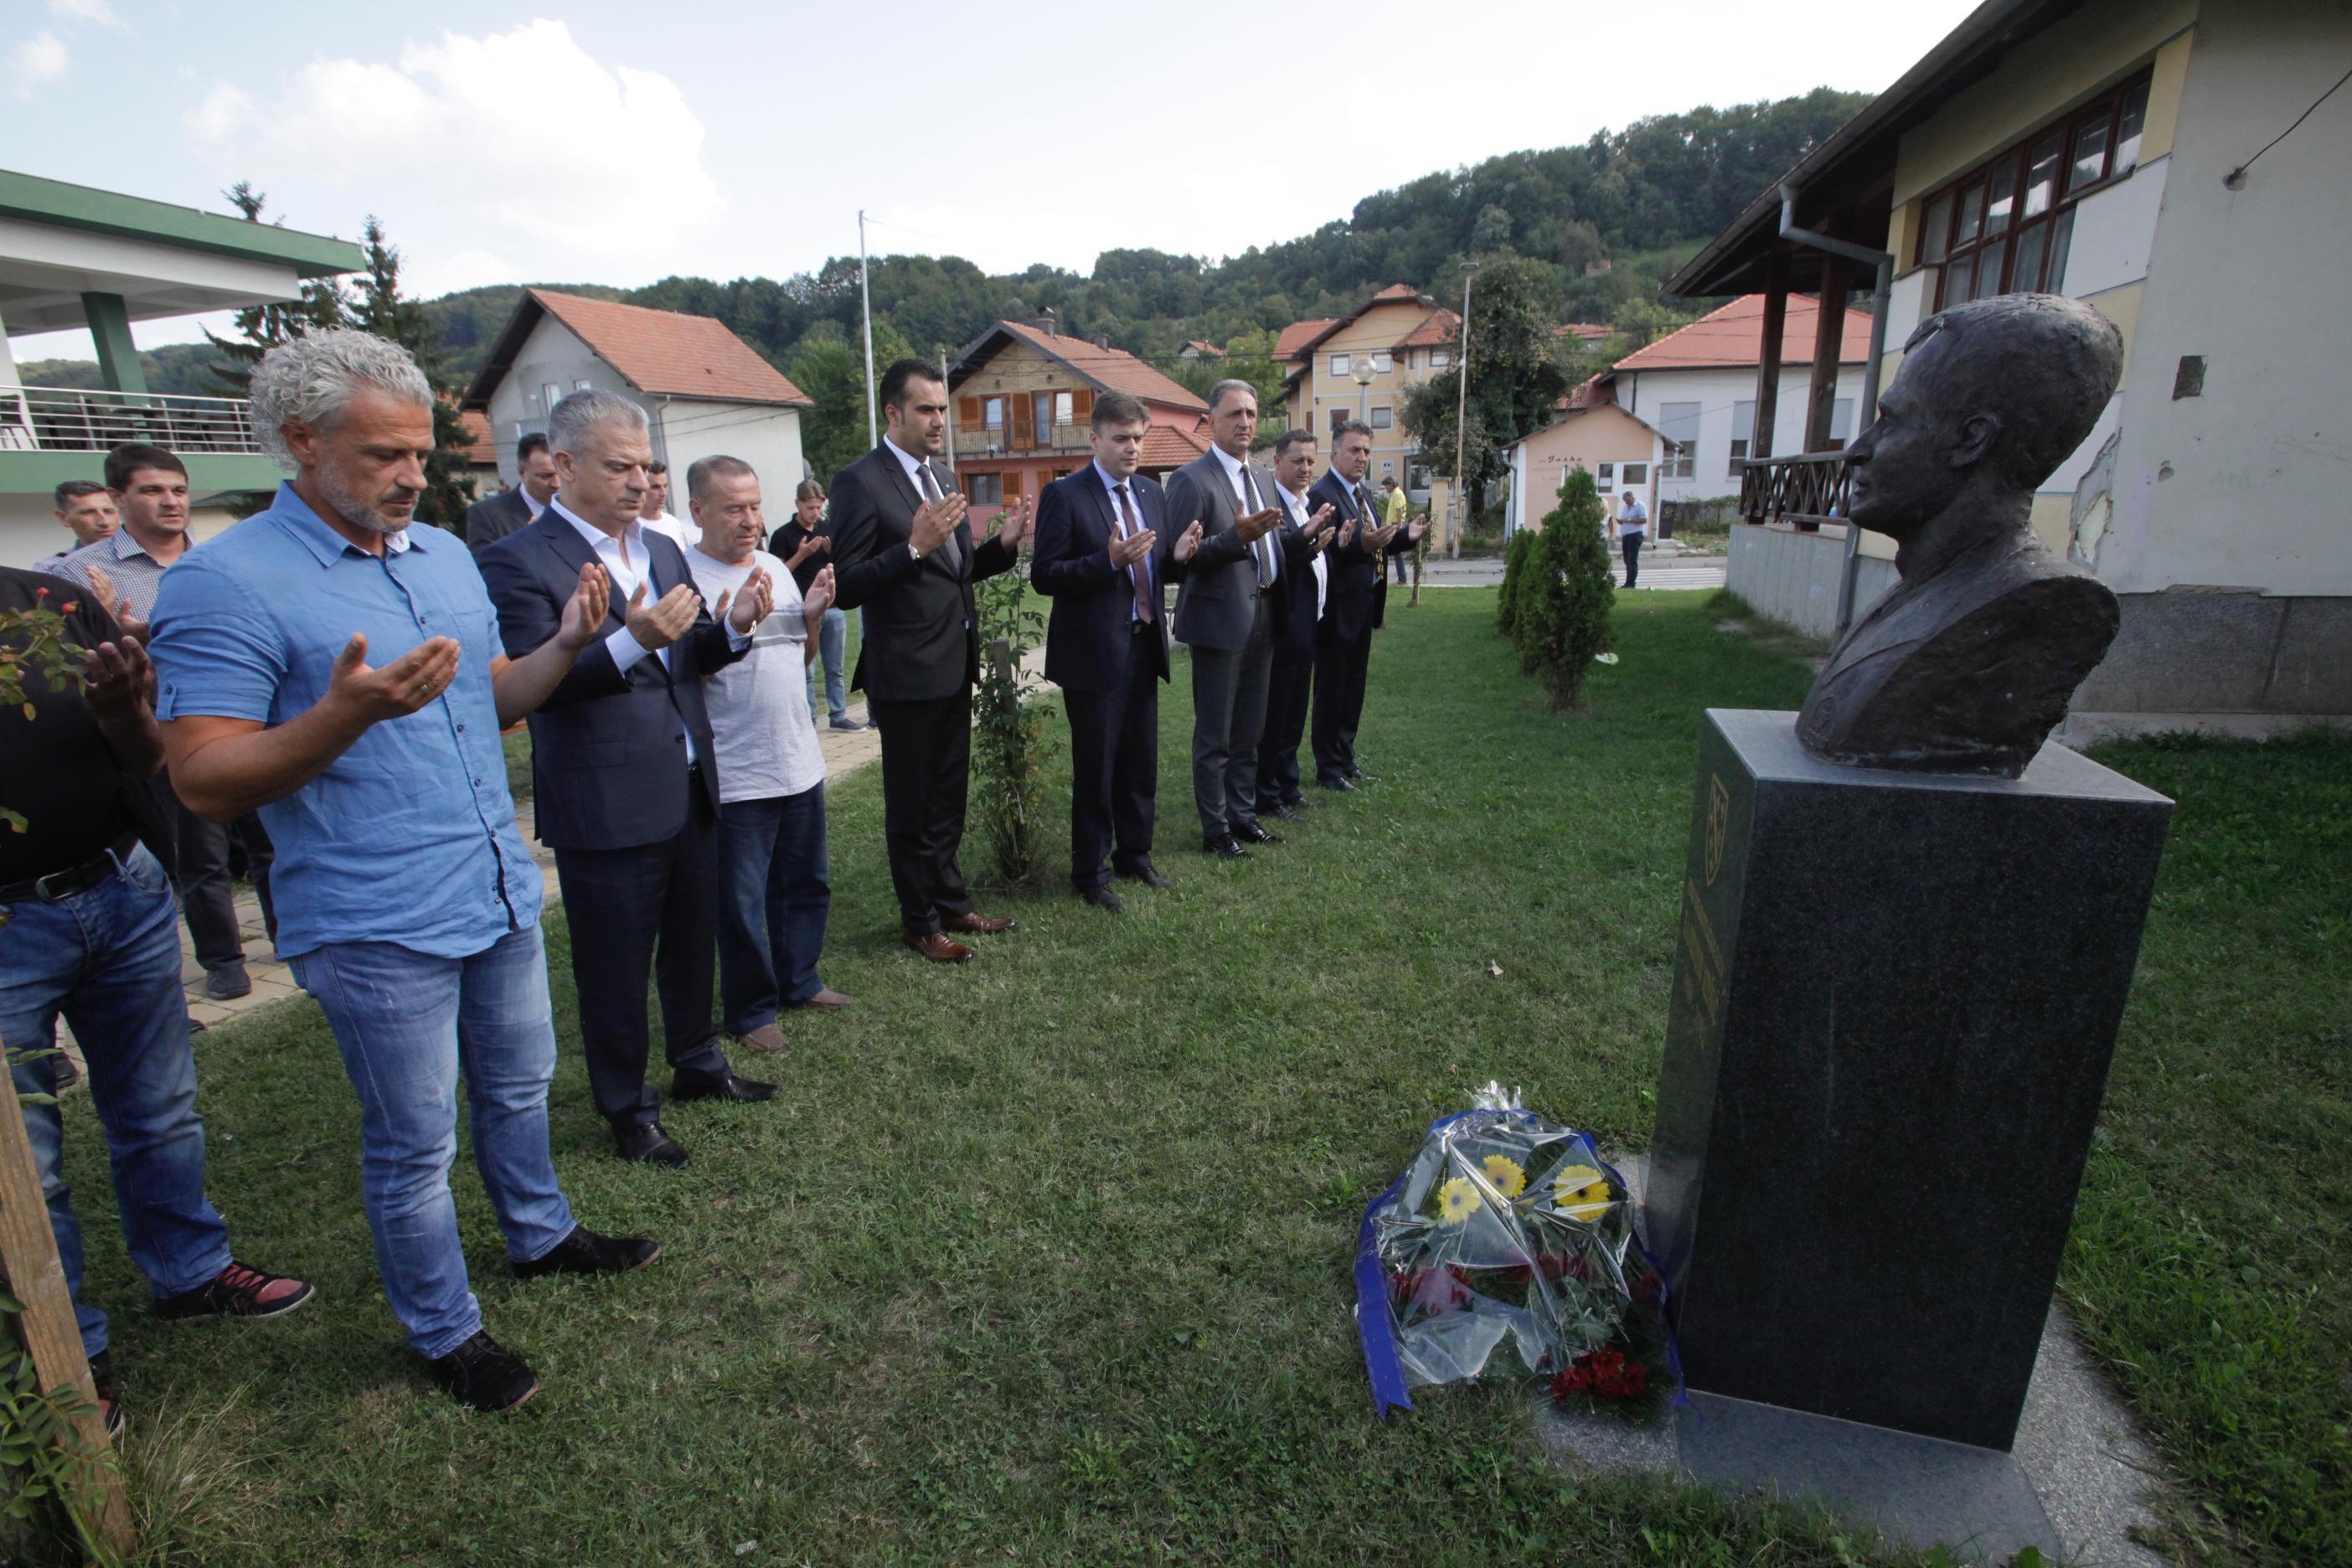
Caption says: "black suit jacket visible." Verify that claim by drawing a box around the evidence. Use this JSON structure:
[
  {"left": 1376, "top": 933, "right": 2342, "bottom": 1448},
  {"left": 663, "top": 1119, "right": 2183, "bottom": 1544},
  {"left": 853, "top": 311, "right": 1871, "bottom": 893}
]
[
  {"left": 464, "top": 487, "right": 534, "bottom": 558},
  {"left": 1312, "top": 470, "right": 1388, "bottom": 646},
  {"left": 479, "top": 507, "right": 745, "bottom": 851},
  {"left": 828, "top": 444, "right": 1017, "bottom": 703},
  {"left": 1269, "top": 487, "right": 1327, "bottom": 663},
  {"left": 1031, "top": 465, "right": 1173, "bottom": 692}
]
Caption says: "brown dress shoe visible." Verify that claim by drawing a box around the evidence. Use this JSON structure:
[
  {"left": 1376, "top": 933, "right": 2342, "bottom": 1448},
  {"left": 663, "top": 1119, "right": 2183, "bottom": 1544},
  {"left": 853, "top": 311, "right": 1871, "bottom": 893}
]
[
  {"left": 942, "top": 911, "right": 1017, "bottom": 935},
  {"left": 904, "top": 930, "right": 972, "bottom": 962},
  {"left": 795, "top": 988, "right": 854, "bottom": 1010},
  {"left": 731, "top": 1024, "right": 789, "bottom": 1054}
]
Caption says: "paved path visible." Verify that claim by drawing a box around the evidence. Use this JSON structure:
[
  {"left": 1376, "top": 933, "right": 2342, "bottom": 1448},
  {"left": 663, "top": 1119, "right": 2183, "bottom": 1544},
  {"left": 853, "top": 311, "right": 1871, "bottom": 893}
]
[{"left": 1412, "top": 553, "right": 1726, "bottom": 592}]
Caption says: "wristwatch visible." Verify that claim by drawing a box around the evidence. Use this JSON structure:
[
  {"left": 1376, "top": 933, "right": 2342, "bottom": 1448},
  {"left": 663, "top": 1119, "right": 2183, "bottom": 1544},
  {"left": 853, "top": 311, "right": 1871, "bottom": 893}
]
[{"left": 908, "top": 542, "right": 924, "bottom": 562}]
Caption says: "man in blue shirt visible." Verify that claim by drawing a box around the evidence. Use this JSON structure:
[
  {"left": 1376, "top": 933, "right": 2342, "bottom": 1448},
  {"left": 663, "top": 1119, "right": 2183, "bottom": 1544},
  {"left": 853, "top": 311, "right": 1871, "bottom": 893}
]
[{"left": 147, "top": 331, "right": 657, "bottom": 1414}]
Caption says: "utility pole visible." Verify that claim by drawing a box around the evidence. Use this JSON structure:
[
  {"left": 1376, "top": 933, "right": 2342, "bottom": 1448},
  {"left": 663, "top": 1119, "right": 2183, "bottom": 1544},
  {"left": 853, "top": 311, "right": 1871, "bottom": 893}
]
[
  {"left": 859, "top": 209, "right": 878, "bottom": 447},
  {"left": 939, "top": 343, "right": 954, "bottom": 471},
  {"left": 1450, "top": 260, "right": 1478, "bottom": 560}
]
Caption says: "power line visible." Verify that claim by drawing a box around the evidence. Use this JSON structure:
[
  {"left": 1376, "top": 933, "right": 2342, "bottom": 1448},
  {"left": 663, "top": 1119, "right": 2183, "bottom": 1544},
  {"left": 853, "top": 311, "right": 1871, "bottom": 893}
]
[{"left": 2225, "top": 60, "right": 2352, "bottom": 187}]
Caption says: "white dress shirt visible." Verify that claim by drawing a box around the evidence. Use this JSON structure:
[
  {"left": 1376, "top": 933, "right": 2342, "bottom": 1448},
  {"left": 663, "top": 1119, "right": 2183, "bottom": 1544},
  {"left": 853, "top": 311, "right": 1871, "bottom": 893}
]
[
  {"left": 521, "top": 486, "right": 549, "bottom": 520},
  {"left": 1210, "top": 445, "right": 1277, "bottom": 585},
  {"left": 1280, "top": 483, "right": 1328, "bottom": 618}
]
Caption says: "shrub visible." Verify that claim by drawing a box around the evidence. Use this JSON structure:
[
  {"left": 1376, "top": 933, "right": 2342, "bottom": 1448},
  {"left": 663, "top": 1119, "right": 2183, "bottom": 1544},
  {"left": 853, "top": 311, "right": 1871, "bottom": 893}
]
[
  {"left": 1527, "top": 469, "right": 1616, "bottom": 710},
  {"left": 1498, "top": 528, "right": 1534, "bottom": 640}
]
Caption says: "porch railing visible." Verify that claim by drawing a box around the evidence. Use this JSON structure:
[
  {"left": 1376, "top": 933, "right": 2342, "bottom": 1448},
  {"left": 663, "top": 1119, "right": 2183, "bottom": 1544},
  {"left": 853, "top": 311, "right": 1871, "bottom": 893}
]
[
  {"left": 951, "top": 421, "right": 1091, "bottom": 457},
  {"left": 0, "top": 385, "right": 264, "bottom": 456},
  {"left": 1735, "top": 451, "right": 1853, "bottom": 531}
]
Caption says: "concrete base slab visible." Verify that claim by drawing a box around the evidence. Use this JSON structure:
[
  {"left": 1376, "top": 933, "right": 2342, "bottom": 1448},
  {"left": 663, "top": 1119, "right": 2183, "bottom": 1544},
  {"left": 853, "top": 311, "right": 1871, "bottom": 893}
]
[{"left": 1676, "top": 1391, "right": 2058, "bottom": 1566}]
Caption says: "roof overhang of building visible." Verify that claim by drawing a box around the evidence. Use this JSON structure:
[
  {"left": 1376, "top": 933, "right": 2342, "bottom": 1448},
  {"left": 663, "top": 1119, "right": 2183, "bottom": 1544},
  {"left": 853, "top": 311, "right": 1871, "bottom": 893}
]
[{"left": 1665, "top": 0, "right": 2091, "bottom": 298}]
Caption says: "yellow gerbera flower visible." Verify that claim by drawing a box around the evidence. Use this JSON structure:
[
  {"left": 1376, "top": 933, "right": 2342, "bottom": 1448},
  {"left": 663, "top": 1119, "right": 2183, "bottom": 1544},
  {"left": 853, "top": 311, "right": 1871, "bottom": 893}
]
[
  {"left": 1481, "top": 1155, "right": 1527, "bottom": 1198},
  {"left": 1553, "top": 1163, "right": 1612, "bottom": 1221},
  {"left": 1437, "top": 1177, "right": 1484, "bottom": 1225}
]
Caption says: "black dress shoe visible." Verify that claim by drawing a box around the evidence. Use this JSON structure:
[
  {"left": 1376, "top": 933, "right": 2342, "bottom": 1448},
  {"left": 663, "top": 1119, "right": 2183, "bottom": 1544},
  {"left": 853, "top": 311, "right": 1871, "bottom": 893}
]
[
  {"left": 671, "top": 1071, "right": 778, "bottom": 1105},
  {"left": 1318, "top": 775, "right": 1358, "bottom": 792},
  {"left": 1117, "top": 861, "right": 1173, "bottom": 889},
  {"left": 426, "top": 1329, "right": 539, "bottom": 1412},
  {"left": 1261, "top": 804, "right": 1303, "bottom": 823},
  {"left": 1076, "top": 884, "right": 1125, "bottom": 913},
  {"left": 613, "top": 1122, "right": 689, "bottom": 1167},
  {"left": 513, "top": 1225, "right": 662, "bottom": 1280},
  {"left": 1202, "top": 833, "right": 1249, "bottom": 861},
  {"left": 1233, "top": 821, "right": 1282, "bottom": 845}
]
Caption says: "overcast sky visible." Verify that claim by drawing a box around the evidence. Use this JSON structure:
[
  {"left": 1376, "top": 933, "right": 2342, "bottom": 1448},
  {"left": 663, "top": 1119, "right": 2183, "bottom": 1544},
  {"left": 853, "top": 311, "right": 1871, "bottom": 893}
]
[{"left": 8, "top": 0, "right": 1977, "bottom": 361}]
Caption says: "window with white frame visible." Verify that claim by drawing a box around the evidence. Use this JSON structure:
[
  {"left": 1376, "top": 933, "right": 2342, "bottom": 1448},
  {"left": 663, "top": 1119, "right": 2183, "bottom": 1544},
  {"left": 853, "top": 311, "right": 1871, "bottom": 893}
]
[
  {"left": 1658, "top": 402, "right": 1700, "bottom": 480},
  {"left": 1621, "top": 462, "right": 1648, "bottom": 487},
  {"left": 1431, "top": 349, "right": 1451, "bottom": 369},
  {"left": 1369, "top": 351, "right": 1392, "bottom": 374},
  {"left": 967, "top": 472, "right": 1003, "bottom": 505},
  {"left": 1370, "top": 406, "right": 1392, "bottom": 430},
  {"left": 1596, "top": 462, "right": 1614, "bottom": 484},
  {"left": 1730, "top": 400, "right": 1758, "bottom": 471},
  {"left": 1329, "top": 353, "right": 1351, "bottom": 379}
]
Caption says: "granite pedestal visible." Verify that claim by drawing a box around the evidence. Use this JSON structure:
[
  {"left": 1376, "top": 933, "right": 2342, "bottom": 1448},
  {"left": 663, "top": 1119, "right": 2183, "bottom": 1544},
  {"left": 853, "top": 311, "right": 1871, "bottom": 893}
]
[{"left": 1646, "top": 710, "right": 2171, "bottom": 1461}]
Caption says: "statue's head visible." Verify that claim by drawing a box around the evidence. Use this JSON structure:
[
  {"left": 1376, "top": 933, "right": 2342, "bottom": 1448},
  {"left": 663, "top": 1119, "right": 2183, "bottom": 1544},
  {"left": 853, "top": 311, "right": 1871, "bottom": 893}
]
[{"left": 1844, "top": 293, "right": 2123, "bottom": 545}]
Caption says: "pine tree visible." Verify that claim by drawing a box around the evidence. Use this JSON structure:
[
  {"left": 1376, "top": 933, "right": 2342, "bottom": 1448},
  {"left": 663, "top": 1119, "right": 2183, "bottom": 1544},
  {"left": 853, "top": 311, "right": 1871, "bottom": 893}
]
[
  {"left": 1528, "top": 467, "right": 1616, "bottom": 711},
  {"left": 203, "top": 183, "right": 349, "bottom": 399},
  {"left": 350, "top": 215, "right": 477, "bottom": 530}
]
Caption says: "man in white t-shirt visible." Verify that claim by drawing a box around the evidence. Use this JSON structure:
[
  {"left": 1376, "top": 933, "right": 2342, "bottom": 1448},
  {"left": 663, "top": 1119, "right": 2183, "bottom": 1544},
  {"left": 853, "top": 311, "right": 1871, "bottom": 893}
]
[
  {"left": 637, "top": 462, "right": 690, "bottom": 549},
  {"left": 1611, "top": 490, "right": 1648, "bottom": 589},
  {"left": 683, "top": 455, "right": 853, "bottom": 1054}
]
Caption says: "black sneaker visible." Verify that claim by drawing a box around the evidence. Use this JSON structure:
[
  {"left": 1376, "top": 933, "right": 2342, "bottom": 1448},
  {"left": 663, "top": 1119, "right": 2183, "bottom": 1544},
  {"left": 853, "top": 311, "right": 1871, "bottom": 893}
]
[
  {"left": 513, "top": 1225, "right": 662, "bottom": 1281},
  {"left": 204, "top": 960, "right": 253, "bottom": 1001},
  {"left": 87, "top": 1348, "right": 122, "bottom": 1438},
  {"left": 426, "top": 1329, "right": 539, "bottom": 1412},
  {"left": 153, "top": 1260, "right": 315, "bottom": 1322}
]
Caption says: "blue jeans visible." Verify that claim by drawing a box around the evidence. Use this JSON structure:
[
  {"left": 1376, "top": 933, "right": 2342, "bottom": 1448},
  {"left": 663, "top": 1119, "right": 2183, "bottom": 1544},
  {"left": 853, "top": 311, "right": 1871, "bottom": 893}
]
[
  {"left": 806, "top": 606, "right": 848, "bottom": 721},
  {"left": 715, "top": 785, "right": 831, "bottom": 1032},
  {"left": 1, "top": 844, "right": 232, "bottom": 1358},
  {"left": 287, "top": 925, "right": 575, "bottom": 1358}
]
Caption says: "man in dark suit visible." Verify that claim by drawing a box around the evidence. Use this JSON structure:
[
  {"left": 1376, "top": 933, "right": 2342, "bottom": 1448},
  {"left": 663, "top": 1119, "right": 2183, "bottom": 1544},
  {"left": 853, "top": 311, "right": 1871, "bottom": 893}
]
[
  {"left": 1310, "top": 420, "right": 1423, "bottom": 790},
  {"left": 465, "top": 432, "right": 557, "bottom": 557},
  {"left": 1258, "top": 428, "right": 1338, "bottom": 823},
  {"left": 828, "top": 360, "right": 1031, "bottom": 962},
  {"left": 1031, "top": 390, "right": 1204, "bottom": 911},
  {"left": 1165, "top": 380, "right": 1294, "bottom": 861},
  {"left": 481, "top": 391, "right": 776, "bottom": 1168}
]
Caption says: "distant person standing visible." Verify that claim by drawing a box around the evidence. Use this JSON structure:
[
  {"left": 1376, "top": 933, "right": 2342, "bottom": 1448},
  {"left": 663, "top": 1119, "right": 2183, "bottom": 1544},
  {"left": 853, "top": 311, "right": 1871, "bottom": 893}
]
[
  {"left": 683, "top": 453, "right": 852, "bottom": 1051},
  {"left": 464, "top": 432, "right": 556, "bottom": 557},
  {"left": 1612, "top": 490, "right": 1648, "bottom": 589},
  {"left": 55, "top": 443, "right": 276, "bottom": 1002},
  {"left": 1382, "top": 476, "right": 1410, "bottom": 585},
  {"left": 767, "top": 477, "right": 860, "bottom": 731},
  {"left": 32, "top": 480, "right": 119, "bottom": 574},
  {"left": 637, "top": 461, "right": 689, "bottom": 549}
]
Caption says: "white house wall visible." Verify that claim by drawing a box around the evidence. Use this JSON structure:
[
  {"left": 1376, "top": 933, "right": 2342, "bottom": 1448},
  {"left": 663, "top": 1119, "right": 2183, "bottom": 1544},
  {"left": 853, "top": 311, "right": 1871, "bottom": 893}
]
[
  {"left": 661, "top": 401, "right": 807, "bottom": 518},
  {"left": 1617, "top": 364, "right": 1865, "bottom": 503},
  {"left": 482, "top": 316, "right": 627, "bottom": 484}
]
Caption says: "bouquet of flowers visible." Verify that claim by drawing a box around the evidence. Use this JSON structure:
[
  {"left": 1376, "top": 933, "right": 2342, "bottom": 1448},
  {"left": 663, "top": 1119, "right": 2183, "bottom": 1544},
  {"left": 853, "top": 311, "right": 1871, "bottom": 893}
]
[{"left": 1352, "top": 1084, "right": 1671, "bottom": 1419}]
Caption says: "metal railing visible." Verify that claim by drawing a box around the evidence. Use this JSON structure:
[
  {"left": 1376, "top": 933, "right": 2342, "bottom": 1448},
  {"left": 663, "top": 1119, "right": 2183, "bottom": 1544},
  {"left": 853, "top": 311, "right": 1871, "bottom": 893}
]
[
  {"left": 0, "top": 385, "right": 263, "bottom": 456},
  {"left": 951, "top": 421, "right": 1091, "bottom": 457},
  {"left": 1736, "top": 451, "right": 1853, "bottom": 531}
]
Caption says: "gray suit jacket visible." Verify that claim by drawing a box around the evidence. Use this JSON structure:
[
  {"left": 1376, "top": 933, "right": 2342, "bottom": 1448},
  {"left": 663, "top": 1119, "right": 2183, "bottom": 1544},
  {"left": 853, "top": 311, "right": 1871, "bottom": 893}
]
[
  {"left": 464, "top": 487, "right": 534, "bottom": 558},
  {"left": 1164, "top": 450, "right": 1294, "bottom": 652}
]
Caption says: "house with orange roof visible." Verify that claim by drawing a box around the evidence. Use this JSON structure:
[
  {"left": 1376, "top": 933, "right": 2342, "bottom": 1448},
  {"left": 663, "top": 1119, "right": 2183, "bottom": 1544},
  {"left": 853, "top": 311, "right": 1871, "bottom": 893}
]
[
  {"left": 462, "top": 287, "right": 813, "bottom": 502},
  {"left": 1499, "top": 374, "right": 1669, "bottom": 539},
  {"left": 1607, "top": 294, "right": 1872, "bottom": 508},
  {"left": 943, "top": 315, "right": 1212, "bottom": 508},
  {"left": 1275, "top": 284, "right": 1447, "bottom": 499}
]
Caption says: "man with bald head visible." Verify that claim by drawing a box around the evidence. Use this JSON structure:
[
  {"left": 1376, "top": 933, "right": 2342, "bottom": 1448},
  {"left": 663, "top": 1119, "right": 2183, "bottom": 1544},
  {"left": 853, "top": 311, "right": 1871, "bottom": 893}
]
[{"left": 1797, "top": 292, "right": 2127, "bottom": 776}]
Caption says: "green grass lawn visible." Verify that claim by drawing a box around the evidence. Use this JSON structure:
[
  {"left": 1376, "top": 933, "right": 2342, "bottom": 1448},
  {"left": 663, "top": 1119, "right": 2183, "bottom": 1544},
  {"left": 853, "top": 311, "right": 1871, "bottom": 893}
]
[{"left": 51, "top": 591, "right": 2347, "bottom": 1566}]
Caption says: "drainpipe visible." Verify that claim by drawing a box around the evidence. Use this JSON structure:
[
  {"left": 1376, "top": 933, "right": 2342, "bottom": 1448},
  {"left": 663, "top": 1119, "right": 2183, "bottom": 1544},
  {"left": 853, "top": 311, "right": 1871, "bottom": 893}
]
[{"left": 1777, "top": 183, "right": 1891, "bottom": 633}]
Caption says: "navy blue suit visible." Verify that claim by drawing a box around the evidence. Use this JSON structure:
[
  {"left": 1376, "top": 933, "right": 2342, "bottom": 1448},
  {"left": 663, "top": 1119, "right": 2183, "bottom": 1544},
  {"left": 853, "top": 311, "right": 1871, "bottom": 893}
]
[
  {"left": 1309, "top": 470, "right": 1402, "bottom": 782},
  {"left": 1033, "top": 463, "right": 1173, "bottom": 888},
  {"left": 1259, "top": 484, "right": 1328, "bottom": 812},
  {"left": 481, "top": 506, "right": 749, "bottom": 1127}
]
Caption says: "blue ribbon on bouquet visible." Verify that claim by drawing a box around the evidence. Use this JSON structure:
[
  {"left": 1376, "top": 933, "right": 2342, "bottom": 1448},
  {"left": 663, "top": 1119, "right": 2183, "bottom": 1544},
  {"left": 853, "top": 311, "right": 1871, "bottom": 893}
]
[{"left": 1352, "top": 1106, "right": 1509, "bottom": 1421}]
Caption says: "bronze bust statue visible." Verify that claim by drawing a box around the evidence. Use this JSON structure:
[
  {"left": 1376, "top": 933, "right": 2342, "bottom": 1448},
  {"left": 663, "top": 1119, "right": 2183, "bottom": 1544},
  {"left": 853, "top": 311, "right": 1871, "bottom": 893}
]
[{"left": 1797, "top": 293, "right": 2124, "bottom": 777}]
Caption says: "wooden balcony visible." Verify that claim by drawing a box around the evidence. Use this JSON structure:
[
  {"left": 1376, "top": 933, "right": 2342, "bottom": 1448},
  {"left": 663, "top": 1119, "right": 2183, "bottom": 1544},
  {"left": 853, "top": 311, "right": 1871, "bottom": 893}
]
[
  {"left": 952, "top": 421, "right": 1091, "bottom": 458},
  {"left": 1736, "top": 451, "right": 1853, "bottom": 532}
]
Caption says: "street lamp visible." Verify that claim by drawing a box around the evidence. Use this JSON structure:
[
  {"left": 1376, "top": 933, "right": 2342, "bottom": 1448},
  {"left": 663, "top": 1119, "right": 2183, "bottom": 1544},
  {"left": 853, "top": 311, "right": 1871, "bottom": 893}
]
[
  {"left": 1451, "top": 260, "right": 1478, "bottom": 559},
  {"left": 1352, "top": 352, "right": 1375, "bottom": 427}
]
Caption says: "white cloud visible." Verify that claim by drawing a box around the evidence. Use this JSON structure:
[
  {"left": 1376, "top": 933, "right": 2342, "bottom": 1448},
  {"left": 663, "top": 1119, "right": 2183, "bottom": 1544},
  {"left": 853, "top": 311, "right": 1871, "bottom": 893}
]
[
  {"left": 185, "top": 81, "right": 250, "bottom": 140},
  {"left": 48, "top": 0, "right": 122, "bottom": 28},
  {"left": 252, "top": 20, "right": 720, "bottom": 261},
  {"left": 7, "top": 31, "right": 68, "bottom": 100}
]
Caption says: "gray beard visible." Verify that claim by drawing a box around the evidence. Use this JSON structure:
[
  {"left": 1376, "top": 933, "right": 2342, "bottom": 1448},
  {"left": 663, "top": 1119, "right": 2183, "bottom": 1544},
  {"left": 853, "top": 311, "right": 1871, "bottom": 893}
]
[{"left": 318, "top": 467, "right": 406, "bottom": 535}]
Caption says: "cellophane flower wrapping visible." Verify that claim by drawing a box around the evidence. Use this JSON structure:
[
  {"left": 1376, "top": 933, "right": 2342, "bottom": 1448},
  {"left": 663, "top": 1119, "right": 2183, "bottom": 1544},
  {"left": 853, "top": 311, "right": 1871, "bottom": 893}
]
[{"left": 1364, "top": 1084, "right": 1668, "bottom": 1406}]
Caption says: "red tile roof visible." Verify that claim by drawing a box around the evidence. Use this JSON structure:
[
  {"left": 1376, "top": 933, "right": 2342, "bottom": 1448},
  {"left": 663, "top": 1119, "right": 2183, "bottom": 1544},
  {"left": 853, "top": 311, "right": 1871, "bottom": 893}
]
[
  {"left": 1560, "top": 373, "right": 1615, "bottom": 410},
  {"left": 526, "top": 289, "right": 812, "bottom": 405},
  {"left": 1276, "top": 318, "right": 1338, "bottom": 360},
  {"left": 974, "top": 320, "right": 1209, "bottom": 410},
  {"left": 1395, "top": 308, "right": 1458, "bottom": 349},
  {"left": 1139, "top": 422, "right": 1212, "bottom": 469},
  {"left": 1371, "top": 283, "right": 1424, "bottom": 302},
  {"left": 457, "top": 408, "right": 498, "bottom": 466},
  {"left": 1560, "top": 322, "right": 1613, "bottom": 345},
  {"left": 1612, "top": 294, "right": 1872, "bottom": 373},
  {"left": 1183, "top": 339, "right": 1224, "bottom": 357}
]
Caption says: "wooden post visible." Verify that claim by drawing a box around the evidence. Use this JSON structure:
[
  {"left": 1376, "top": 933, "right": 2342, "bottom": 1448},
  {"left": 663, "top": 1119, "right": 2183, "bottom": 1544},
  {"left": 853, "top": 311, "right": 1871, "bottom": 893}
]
[
  {"left": 1804, "top": 254, "right": 1853, "bottom": 455},
  {"left": 0, "top": 1031, "right": 134, "bottom": 1558},
  {"left": 989, "top": 636, "right": 1014, "bottom": 689},
  {"left": 1750, "top": 251, "right": 1790, "bottom": 471}
]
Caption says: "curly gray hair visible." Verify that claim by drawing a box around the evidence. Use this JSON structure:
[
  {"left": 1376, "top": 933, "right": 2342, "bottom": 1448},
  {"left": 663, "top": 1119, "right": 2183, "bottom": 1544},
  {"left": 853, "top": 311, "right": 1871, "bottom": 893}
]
[{"left": 248, "top": 329, "right": 434, "bottom": 470}]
